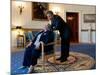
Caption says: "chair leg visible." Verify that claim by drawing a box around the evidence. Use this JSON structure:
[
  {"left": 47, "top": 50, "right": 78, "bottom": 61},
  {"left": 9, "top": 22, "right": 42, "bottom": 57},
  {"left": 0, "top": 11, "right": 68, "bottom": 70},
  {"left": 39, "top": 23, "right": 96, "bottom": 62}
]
[
  {"left": 53, "top": 42, "right": 56, "bottom": 63},
  {"left": 44, "top": 56, "right": 47, "bottom": 62},
  {"left": 40, "top": 42, "right": 45, "bottom": 71},
  {"left": 53, "top": 52, "right": 56, "bottom": 63},
  {"left": 42, "top": 53, "right": 45, "bottom": 70}
]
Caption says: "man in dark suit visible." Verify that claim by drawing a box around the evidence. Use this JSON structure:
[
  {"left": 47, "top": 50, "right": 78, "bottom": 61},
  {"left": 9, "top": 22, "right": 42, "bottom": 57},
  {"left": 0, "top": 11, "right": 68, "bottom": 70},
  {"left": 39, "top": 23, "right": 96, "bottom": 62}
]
[
  {"left": 46, "top": 11, "right": 72, "bottom": 62},
  {"left": 20, "top": 25, "right": 54, "bottom": 73}
]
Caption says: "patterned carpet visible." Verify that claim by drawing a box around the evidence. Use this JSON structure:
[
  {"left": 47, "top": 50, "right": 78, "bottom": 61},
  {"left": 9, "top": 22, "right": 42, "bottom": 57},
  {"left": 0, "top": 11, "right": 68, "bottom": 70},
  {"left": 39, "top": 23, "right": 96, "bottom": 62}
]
[
  {"left": 11, "top": 44, "right": 96, "bottom": 74},
  {"left": 29, "top": 52, "right": 95, "bottom": 73}
]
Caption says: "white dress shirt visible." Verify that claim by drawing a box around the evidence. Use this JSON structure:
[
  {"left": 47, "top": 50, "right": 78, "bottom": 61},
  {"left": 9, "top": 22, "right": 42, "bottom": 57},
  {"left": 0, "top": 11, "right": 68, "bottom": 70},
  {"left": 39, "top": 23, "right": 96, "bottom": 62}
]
[{"left": 34, "top": 33, "right": 42, "bottom": 49}]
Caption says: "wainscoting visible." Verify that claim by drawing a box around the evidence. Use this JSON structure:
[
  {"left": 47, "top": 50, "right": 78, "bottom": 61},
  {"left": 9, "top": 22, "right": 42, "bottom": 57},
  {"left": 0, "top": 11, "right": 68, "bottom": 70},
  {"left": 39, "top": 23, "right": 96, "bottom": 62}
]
[{"left": 81, "top": 29, "right": 96, "bottom": 43}]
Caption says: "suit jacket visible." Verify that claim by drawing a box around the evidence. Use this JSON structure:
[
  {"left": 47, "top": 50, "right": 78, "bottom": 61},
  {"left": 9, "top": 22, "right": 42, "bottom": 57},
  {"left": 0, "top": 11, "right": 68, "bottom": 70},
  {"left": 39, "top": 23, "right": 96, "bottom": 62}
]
[
  {"left": 31, "top": 30, "right": 55, "bottom": 57},
  {"left": 50, "top": 15, "right": 72, "bottom": 40}
]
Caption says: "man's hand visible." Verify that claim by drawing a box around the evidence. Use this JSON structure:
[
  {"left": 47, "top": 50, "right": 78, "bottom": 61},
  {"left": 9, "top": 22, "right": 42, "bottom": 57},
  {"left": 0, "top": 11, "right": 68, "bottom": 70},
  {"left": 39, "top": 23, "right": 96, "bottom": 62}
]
[
  {"left": 26, "top": 41, "right": 32, "bottom": 48},
  {"left": 40, "top": 29, "right": 43, "bottom": 32}
]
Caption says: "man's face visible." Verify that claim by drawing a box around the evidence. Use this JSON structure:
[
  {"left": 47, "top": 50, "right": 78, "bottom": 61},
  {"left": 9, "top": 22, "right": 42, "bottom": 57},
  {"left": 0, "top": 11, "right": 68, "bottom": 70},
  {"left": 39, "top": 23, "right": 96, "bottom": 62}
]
[{"left": 47, "top": 14, "right": 53, "bottom": 21}]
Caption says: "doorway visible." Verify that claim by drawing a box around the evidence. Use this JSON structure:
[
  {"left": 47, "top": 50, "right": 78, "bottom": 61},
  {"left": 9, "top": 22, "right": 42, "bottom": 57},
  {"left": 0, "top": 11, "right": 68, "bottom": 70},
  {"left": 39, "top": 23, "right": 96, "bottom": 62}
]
[{"left": 66, "top": 12, "right": 79, "bottom": 43}]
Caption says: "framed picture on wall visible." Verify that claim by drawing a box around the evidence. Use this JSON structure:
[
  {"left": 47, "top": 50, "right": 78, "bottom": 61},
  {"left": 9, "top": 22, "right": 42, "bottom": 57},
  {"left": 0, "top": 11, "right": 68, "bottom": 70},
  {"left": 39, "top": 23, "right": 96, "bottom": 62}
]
[
  {"left": 32, "top": 2, "right": 48, "bottom": 20},
  {"left": 84, "top": 14, "right": 96, "bottom": 23}
]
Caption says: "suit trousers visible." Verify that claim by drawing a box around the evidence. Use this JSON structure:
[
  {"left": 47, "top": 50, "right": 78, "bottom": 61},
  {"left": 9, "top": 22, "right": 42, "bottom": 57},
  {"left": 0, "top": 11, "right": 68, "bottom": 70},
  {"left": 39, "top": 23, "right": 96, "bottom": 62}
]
[
  {"left": 23, "top": 45, "right": 40, "bottom": 67},
  {"left": 61, "top": 39, "right": 70, "bottom": 59}
]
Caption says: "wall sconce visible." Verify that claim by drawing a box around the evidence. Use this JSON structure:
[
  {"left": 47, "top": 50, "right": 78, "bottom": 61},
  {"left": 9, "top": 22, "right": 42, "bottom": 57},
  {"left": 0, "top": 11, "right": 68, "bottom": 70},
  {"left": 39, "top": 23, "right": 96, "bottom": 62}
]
[
  {"left": 55, "top": 11, "right": 59, "bottom": 15},
  {"left": 16, "top": 1, "right": 25, "bottom": 15},
  {"left": 52, "top": 7, "right": 60, "bottom": 15},
  {"left": 18, "top": 4, "right": 24, "bottom": 15},
  {"left": 16, "top": 26, "right": 22, "bottom": 35}
]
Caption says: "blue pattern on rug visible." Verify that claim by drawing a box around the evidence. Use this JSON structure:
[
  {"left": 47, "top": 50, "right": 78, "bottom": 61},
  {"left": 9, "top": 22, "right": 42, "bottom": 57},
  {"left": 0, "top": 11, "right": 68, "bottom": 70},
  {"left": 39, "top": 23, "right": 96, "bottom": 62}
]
[{"left": 11, "top": 43, "right": 96, "bottom": 74}]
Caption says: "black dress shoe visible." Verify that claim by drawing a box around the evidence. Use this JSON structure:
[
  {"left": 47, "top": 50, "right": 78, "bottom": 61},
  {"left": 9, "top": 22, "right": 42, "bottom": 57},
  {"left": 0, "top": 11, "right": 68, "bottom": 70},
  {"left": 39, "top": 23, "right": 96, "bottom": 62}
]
[
  {"left": 60, "top": 59, "right": 67, "bottom": 62},
  {"left": 56, "top": 57, "right": 61, "bottom": 60}
]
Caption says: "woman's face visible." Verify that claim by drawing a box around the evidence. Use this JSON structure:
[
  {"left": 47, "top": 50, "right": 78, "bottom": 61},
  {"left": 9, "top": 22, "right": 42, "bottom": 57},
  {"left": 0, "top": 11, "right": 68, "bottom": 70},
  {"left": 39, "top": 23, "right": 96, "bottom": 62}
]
[{"left": 47, "top": 14, "right": 53, "bottom": 21}]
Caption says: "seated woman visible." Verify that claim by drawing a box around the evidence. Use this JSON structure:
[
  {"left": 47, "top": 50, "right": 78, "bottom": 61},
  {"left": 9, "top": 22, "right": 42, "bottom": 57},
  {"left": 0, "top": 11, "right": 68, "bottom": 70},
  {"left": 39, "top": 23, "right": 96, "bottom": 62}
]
[{"left": 20, "top": 25, "right": 55, "bottom": 73}]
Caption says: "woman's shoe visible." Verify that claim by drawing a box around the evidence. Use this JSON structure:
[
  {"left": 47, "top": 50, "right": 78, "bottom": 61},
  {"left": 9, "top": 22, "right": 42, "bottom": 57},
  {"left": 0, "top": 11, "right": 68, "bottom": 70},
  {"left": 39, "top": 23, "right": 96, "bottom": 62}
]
[
  {"left": 18, "top": 66, "right": 27, "bottom": 69},
  {"left": 28, "top": 65, "right": 34, "bottom": 73}
]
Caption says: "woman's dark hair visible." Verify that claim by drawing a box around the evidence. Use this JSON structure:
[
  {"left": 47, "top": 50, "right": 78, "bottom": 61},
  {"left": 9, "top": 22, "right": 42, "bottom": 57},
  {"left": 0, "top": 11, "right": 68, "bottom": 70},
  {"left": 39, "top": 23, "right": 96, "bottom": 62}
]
[{"left": 46, "top": 11, "right": 54, "bottom": 15}]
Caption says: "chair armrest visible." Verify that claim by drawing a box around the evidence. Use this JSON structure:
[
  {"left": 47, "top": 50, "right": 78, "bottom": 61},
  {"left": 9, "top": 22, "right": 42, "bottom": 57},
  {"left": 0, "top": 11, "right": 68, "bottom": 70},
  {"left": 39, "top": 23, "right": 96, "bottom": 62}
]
[{"left": 42, "top": 41, "right": 57, "bottom": 46}]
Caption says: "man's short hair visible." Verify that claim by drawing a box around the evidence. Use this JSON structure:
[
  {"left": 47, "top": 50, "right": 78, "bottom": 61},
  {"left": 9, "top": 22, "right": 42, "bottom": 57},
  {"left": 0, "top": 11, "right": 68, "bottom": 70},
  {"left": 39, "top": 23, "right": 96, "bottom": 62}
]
[{"left": 46, "top": 11, "right": 54, "bottom": 15}]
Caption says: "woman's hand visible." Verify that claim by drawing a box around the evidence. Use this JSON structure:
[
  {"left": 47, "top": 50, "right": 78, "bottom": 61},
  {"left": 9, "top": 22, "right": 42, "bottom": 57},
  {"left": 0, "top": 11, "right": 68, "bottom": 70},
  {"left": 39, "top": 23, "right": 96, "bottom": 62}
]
[{"left": 26, "top": 41, "right": 32, "bottom": 48}]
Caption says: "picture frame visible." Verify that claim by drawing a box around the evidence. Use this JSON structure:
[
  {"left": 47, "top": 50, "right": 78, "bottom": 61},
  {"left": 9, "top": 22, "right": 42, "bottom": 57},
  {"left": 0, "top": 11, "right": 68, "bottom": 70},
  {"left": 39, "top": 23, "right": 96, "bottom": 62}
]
[
  {"left": 32, "top": 2, "right": 48, "bottom": 20},
  {"left": 84, "top": 14, "right": 96, "bottom": 23}
]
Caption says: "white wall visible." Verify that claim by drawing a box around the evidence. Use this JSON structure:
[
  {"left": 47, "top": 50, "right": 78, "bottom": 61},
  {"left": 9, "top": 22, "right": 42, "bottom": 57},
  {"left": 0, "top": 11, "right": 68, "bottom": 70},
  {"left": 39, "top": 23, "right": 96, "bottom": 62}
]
[
  {"left": 12, "top": 1, "right": 48, "bottom": 29},
  {"left": 49, "top": 3, "right": 96, "bottom": 43},
  {"left": 11, "top": 1, "right": 48, "bottom": 47},
  {"left": 11, "top": 1, "right": 96, "bottom": 47}
]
